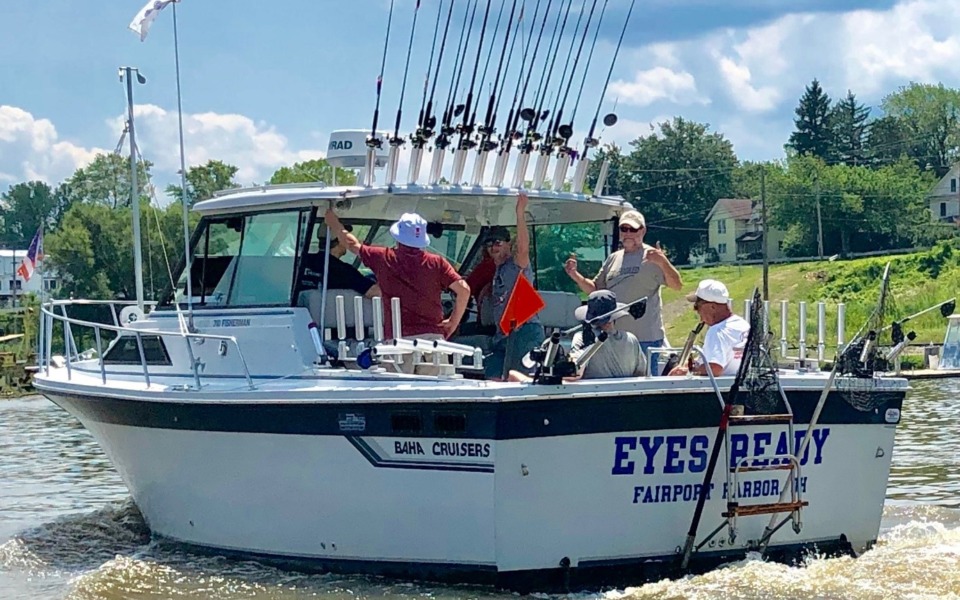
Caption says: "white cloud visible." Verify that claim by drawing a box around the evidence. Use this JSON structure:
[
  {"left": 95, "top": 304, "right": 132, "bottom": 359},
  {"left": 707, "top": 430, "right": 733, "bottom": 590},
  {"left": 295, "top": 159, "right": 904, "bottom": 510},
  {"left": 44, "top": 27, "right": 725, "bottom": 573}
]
[
  {"left": 0, "top": 105, "right": 104, "bottom": 185},
  {"left": 110, "top": 105, "right": 327, "bottom": 184},
  {"left": 609, "top": 67, "right": 707, "bottom": 107},
  {"left": 715, "top": 57, "right": 782, "bottom": 112}
]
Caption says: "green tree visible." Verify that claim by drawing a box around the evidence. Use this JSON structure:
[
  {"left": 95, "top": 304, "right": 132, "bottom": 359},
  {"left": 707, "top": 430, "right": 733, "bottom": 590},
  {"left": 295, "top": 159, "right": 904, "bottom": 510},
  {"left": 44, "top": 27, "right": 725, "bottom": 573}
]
[
  {"left": 166, "top": 159, "right": 240, "bottom": 206},
  {"left": 788, "top": 78, "right": 835, "bottom": 160},
  {"left": 881, "top": 82, "right": 960, "bottom": 177},
  {"left": 767, "top": 156, "right": 936, "bottom": 256},
  {"left": 617, "top": 117, "right": 738, "bottom": 264},
  {"left": 0, "top": 181, "right": 62, "bottom": 246},
  {"left": 63, "top": 153, "right": 152, "bottom": 208},
  {"left": 831, "top": 90, "right": 871, "bottom": 166},
  {"left": 865, "top": 115, "right": 913, "bottom": 168},
  {"left": 269, "top": 159, "right": 357, "bottom": 186}
]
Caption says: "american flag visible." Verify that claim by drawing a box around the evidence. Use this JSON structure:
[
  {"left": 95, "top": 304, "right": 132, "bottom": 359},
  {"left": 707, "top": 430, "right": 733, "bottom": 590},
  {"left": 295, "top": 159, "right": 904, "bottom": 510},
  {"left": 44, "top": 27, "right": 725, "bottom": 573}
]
[{"left": 16, "top": 227, "right": 43, "bottom": 282}]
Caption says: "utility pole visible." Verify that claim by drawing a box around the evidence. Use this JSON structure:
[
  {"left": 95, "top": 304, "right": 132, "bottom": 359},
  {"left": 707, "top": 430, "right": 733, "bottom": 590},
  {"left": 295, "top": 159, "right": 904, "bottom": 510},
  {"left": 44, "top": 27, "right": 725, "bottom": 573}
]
[
  {"left": 815, "top": 175, "right": 824, "bottom": 259},
  {"left": 761, "top": 166, "right": 769, "bottom": 301}
]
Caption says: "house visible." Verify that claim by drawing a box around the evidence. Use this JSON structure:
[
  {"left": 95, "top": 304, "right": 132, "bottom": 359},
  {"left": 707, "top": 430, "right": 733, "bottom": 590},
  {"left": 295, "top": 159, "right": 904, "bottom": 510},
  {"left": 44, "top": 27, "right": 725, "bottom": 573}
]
[
  {"left": 927, "top": 165, "right": 960, "bottom": 225},
  {"left": 0, "top": 249, "right": 59, "bottom": 307},
  {"left": 705, "top": 198, "right": 786, "bottom": 263}
]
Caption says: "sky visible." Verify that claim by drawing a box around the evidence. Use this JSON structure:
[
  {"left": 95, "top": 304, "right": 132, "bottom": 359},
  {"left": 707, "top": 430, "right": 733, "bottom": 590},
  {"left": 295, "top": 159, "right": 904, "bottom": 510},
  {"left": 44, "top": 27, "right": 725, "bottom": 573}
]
[{"left": 3, "top": 0, "right": 958, "bottom": 198}]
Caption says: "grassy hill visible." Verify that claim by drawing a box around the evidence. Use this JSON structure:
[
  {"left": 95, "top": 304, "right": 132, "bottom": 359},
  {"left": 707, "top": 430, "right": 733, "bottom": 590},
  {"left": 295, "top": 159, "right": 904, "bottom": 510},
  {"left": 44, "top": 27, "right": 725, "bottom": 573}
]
[{"left": 659, "top": 242, "right": 960, "bottom": 349}]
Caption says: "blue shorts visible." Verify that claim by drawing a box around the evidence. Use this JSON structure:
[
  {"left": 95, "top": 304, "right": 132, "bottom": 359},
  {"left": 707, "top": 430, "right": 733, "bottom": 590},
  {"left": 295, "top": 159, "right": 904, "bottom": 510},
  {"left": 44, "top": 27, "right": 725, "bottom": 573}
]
[{"left": 485, "top": 322, "right": 545, "bottom": 379}]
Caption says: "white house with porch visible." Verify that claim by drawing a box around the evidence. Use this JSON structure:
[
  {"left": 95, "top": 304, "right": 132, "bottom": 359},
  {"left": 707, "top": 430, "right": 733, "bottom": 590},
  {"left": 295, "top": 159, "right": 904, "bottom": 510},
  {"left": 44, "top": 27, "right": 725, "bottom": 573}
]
[{"left": 928, "top": 165, "right": 960, "bottom": 225}]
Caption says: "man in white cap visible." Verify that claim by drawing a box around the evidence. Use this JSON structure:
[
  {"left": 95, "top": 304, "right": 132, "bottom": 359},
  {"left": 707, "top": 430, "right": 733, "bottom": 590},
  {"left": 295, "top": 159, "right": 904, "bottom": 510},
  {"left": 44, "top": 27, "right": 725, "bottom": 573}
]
[
  {"left": 668, "top": 279, "right": 749, "bottom": 377},
  {"left": 564, "top": 209, "right": 682, "bottom": 375},
  {"left": 324, "top": 209, "right": 470, "bottom": 343}
]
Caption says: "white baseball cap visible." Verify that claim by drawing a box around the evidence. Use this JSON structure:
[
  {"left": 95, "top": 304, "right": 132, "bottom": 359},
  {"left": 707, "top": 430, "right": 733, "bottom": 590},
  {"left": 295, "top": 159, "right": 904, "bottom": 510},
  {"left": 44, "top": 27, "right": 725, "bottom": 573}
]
[
  {"left": 685, "top": 279, "right": 730, "bottom": 304},
  {"left": 619, "top": 210, "right": 645, "bottom": 229},
  {"left": 389, "top": 213, "right": 430, "bottom": 249}
]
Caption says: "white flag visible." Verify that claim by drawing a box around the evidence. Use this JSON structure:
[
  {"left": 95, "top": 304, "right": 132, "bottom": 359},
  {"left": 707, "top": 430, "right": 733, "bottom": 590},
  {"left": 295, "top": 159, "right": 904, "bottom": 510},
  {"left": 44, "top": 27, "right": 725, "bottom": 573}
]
[{"left": 129, "top": 0, "right": 177, "bottom": 41}]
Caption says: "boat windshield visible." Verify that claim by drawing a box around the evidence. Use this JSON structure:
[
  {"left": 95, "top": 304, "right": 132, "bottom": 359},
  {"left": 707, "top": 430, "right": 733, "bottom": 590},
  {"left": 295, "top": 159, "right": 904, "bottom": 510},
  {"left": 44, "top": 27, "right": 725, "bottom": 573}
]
[{"left": 170, "top": 209, "right": 309, "bottom": 308}]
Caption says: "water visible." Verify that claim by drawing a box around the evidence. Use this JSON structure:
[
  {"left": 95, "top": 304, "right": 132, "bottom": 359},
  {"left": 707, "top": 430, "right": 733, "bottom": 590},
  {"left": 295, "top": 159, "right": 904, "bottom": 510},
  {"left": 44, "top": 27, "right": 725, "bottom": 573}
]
[{"left": 1, "top": 381, "right": 959, "bottom": 600}]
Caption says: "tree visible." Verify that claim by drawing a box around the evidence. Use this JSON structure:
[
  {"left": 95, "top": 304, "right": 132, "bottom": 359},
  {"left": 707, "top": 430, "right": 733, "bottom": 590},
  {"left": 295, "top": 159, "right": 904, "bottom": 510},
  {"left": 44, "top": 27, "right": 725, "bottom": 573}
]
[
  {"left": 166, "top": 159, "right": 240, "bottom": 206},
  {"left": 0, "top": 181, "right": 62, "bottom": 246},
  {"left": 269, "top": 159, "right": 357, "bottom": 186},
  {"left": 63, "top": 153, "right": 152, "bottom": 208},
  {"left": 617, "top": 117, "right": 738, "bottom": 264},
  {"left": 767, "top": 156, "right": 936, "bottom": 256},
  {"left": 865, "top": 115, "right": 913, "bottom": 168},
  {"left": 831, "top": 90, "right": 871, "bottom": 166},
  {"left": 788, "top": 78, "right": 835, "bottom": 160},
  {"left": 881, "top": 82, "right": 960, "bottom": 177}
]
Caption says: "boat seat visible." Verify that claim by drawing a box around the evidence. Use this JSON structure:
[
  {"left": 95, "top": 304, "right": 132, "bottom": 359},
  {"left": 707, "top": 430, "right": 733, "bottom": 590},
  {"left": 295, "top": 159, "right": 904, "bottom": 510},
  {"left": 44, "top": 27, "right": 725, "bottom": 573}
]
[{"left": 298, "top": 289, "right": 376, "bottom": 330}]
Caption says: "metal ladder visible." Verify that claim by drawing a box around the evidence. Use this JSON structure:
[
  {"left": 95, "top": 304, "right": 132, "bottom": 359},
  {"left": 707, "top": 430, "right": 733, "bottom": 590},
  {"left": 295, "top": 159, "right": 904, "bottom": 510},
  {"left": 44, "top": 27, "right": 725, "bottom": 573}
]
[{"left": 682, "top": 347, "right": 809, "bottom": 565}]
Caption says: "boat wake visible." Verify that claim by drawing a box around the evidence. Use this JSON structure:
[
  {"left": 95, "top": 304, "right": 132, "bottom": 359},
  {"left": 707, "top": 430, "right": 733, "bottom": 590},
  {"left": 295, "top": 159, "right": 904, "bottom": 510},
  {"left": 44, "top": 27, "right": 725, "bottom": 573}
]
[{"left": 3, "top": 502, "right": 960, "bottom": 599}]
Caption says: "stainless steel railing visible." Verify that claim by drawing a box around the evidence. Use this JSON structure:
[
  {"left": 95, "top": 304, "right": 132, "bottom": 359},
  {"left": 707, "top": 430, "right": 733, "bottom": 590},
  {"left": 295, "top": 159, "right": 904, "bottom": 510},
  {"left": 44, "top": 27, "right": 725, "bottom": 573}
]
[{"left": 38, "top": 299, "right": 255, "bottom": 390}]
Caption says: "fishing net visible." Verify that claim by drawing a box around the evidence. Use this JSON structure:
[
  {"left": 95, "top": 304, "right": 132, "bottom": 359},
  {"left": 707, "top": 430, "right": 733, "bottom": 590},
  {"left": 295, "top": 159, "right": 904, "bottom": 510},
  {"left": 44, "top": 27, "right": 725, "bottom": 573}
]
[{"left": 732, "top": 288, "right": 783, "bottom": 415}]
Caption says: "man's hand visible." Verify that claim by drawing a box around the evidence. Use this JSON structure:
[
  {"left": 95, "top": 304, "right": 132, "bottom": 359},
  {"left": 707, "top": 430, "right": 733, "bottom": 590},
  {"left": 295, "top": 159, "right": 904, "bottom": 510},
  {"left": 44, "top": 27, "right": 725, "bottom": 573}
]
[
  {"left": 564, "top": 254, "right": 579, "bottom": 278},
  {"left": 517, "top": 190, "right": 529, "bottom": 214},
  {"left": 668, "top": 365, "right": 689, "bottom": 376},
  {"left": 643, "top": 242, "right": 669, "bottom": 267},
  {"left": 440, "top": 318, "right": 459, "bottom": 340}
]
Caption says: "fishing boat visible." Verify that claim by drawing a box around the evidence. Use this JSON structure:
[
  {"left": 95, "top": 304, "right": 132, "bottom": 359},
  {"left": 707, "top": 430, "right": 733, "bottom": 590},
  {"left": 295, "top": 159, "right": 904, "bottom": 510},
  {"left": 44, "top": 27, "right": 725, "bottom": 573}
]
[{"left": 32, "top": 0, "right": 910, "bottom": 591}]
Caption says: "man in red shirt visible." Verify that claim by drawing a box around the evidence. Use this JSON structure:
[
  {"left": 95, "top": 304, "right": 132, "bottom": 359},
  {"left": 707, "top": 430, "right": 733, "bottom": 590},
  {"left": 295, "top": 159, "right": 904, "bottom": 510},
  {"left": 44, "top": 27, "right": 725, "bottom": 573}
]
[{"left": 324, "top": 209, "right": 470, "bottom": 342}]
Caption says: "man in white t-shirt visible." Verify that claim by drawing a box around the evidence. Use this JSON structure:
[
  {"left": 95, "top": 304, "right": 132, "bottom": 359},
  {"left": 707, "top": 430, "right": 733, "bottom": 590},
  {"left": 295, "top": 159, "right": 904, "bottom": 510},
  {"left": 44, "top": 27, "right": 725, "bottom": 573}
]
[{"left": 668, "top": 279, "right": 750, "bottom": 377}]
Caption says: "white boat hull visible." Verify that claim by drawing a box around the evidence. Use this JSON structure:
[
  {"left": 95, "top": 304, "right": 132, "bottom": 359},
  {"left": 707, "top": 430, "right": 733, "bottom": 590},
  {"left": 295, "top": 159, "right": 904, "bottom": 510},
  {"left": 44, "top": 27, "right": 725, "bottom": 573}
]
[{"left": 38, "top": 373, "right": 904, "bottom": 590}]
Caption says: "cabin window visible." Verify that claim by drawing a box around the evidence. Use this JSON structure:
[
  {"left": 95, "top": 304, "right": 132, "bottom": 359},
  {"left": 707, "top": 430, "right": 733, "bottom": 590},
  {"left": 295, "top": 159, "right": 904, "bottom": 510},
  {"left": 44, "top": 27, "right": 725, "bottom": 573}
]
[
  {"left": 391, "top": 412, "right": 422, "bottom": 433},
  {"left": 434, "top": 412, "right": 467, "bottom": 433},
  {"left": 532, "top": 222, "right": 604, "bottom": 293},
  {"left": 717, "top": 219, "right": 727, "bottom": 234},
  {"left": 173, "top": 210, "right": 309, "bottom": 308},
  {"left": 103, "top": 335, "right": 171, "bottom": 365}
]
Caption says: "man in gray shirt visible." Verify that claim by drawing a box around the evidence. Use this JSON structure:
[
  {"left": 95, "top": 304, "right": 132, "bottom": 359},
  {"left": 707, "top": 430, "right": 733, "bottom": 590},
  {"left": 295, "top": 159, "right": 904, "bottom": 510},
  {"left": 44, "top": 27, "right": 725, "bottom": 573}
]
[
  {"left": 564, "top": 210, "right": 682, "bottom": 375},
  {"left": 507, "top": 290, "right": 647, "bottom": 382}
]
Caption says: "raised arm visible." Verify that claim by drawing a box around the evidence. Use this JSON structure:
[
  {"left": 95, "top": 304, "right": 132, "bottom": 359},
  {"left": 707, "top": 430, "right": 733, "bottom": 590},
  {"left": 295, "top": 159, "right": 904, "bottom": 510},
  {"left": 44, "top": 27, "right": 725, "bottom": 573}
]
[
  {"left": 514, "top": 192, "right": 530, "bottom": 269},
  {"left": 324, "top": 208, "right": 362, "bottom": 255},
  {"left": 645, "top": 242, "right": 683, "bottom": 291},
  {"left": 564, "top": 255, "right": 599, "bottom": 294}
]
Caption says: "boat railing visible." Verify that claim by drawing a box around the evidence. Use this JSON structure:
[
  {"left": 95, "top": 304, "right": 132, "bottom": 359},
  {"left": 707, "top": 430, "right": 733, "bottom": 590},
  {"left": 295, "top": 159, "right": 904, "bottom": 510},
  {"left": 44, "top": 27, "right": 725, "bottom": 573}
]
[{"left": 38, "top": 299, "right": 255, "bottom": 390}]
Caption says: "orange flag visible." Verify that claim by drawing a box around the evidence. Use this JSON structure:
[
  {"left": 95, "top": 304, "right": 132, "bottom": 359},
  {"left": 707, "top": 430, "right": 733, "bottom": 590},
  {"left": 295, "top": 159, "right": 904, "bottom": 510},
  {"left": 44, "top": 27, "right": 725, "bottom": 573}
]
[{"left": 499, "top": 273, "right": 546, "bottom": 336}]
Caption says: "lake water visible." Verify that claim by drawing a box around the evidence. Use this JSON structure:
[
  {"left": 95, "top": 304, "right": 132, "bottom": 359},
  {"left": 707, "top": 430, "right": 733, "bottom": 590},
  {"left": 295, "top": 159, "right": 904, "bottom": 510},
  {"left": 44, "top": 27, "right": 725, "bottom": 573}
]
[{"left": 2, "top": 380, "right": 959, "bottom": 599}]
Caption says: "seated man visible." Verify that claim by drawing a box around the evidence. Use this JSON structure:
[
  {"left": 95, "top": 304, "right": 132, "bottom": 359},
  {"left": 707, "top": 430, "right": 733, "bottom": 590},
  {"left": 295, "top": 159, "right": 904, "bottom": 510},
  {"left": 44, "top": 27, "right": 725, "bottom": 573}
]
[
  {"left": 508, "top": 290, "right": 646, "bottom": 382},
  {"left": 302, "top": 224, "right": 381, "bottom": 299},
  {"left": 668, "top": 279, "right": 749, "bottom": 377}
]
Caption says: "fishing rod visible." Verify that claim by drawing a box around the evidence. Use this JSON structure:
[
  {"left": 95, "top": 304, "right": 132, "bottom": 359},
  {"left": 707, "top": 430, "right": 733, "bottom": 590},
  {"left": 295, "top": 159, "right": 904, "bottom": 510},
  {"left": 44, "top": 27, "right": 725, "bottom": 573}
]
[
  {"left": 500, "top": 0, "right": 556, "bottom": 187},
  {"left": 364, "top": 0, "right": 395, "bottom": 186},
  {"left": 413, "top": 0, "right": 448, "bottom": 144},
  {"left": 550, "top": 0, "right": 607, "bottom": 191},
  {"left": 410, "top": 0, "right": 454, "bottom": 183},
  {"left": 472, "top": 0, "right": 520, "bottom": 185},
  {"left": 572, "top": 0, "right": 636, "bottom": 192},
  {"left": 547, "top": 0, "right": 599, "bottom": 148},
  {"left": 468, "top": 0, "right": 508, "bottom": 130},
  {"left": 560, "top": 0, "right": 609, "bottom": 145},
  {"left": 367, "top": 0, "right": 395, "bottom": 148},
  {"left": 430, "top": 0, "right": 479, "bottom": 183},
  {"left": 450, "top": 0, "right": 494, "bottom": 184},
  {"left": 520, "top": 0, "right": 574, "bottom": 146},
  {"left": 386, "top": 0, "right": 423, "bottom": 185}
]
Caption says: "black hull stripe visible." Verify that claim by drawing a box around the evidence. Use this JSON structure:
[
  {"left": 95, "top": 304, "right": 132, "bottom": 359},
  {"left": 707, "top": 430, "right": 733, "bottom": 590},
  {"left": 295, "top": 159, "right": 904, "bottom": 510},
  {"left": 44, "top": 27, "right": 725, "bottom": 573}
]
[
  {"left": 46, "top": 389, "right": 904, "bottom": 439},
  {"left": 346, "top": 437, "right": 495, "bottom": 473},
  {"left": 160, "top": 534, "right": 861, "bottom": 593}
]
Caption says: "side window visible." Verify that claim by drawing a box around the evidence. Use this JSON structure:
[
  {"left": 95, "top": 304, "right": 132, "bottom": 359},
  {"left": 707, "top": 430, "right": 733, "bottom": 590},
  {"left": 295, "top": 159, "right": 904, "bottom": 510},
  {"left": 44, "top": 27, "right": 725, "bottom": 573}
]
[{"left": 533, "top": 222, "right": 603, "bottom": 293}]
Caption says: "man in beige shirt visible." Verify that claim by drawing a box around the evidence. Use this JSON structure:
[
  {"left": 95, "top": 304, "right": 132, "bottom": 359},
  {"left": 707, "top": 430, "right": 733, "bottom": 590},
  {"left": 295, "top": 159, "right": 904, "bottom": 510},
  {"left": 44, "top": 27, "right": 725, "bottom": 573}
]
[{"left": 565, "top": 210, "right": 682, "bottom": 375}]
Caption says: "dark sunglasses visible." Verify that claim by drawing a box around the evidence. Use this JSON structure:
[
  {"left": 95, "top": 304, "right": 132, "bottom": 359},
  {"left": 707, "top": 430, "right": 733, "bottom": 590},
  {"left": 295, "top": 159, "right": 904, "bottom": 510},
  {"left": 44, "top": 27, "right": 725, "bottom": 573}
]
[{"left": 619, "top": 225, "right": 643, "bottom": 233}]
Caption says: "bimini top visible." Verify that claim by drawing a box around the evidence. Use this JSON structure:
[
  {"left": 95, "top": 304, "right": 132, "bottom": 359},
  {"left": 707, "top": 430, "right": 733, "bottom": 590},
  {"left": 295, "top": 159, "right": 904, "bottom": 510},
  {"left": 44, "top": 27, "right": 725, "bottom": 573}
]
[{"left": 193, "top": 183, "right": 633, "bottom": 226}]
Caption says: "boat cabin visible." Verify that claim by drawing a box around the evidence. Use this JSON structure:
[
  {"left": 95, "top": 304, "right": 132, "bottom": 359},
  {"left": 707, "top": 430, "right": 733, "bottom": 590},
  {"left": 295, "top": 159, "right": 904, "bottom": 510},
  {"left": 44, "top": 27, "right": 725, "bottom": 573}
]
[{"left": 159, "top": 183, "right": 634, "bottom": 376}]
